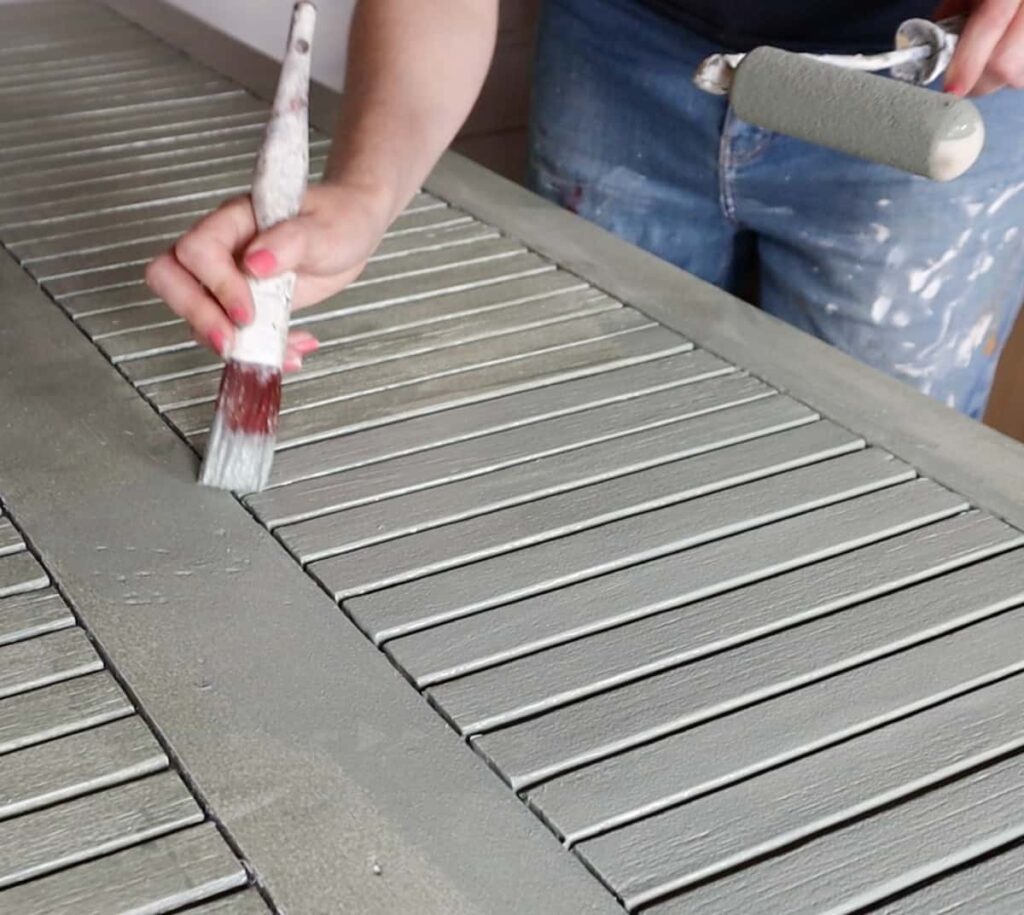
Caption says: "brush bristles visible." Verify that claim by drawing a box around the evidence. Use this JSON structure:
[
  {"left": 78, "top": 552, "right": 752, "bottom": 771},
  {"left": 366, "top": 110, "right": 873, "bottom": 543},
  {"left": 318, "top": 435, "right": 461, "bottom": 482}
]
[{"left": 199, "top": 361, "right": 282, "bottom": 493}]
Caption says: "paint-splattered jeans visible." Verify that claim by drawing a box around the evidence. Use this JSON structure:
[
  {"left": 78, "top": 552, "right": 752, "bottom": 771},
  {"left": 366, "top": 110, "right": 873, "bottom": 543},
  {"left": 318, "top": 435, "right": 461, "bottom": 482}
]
[{"left": 529, "top": 0, "right": 1024, "bottom": 418}]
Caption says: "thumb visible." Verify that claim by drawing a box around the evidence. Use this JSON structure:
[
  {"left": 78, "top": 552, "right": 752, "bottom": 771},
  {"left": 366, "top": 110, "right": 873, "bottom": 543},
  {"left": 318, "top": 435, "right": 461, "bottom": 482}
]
[{"left": 242, "top": 218, "right": 308, "bottom": 278}]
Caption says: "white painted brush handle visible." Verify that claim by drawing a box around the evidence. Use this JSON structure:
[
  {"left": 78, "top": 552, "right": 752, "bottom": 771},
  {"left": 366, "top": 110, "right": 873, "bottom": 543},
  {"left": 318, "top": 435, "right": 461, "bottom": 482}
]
[{"left": 232, "top": 0, "right": 316, "bottom": 370}]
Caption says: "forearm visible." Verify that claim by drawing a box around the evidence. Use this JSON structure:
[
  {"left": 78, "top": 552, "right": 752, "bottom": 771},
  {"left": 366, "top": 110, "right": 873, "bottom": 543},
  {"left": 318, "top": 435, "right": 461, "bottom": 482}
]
[{"left": 324, "top": 0, "right": 499, "bottom": 222}]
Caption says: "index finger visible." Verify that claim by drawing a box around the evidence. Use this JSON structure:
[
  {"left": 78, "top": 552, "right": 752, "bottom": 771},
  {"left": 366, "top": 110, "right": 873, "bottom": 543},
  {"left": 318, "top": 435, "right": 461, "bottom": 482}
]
[
  {"left": 945, "top": 0, "right": 1020, "bottom": 95},
  {"left": 174, "top": 196, "right": 258, "bottom": 325}
]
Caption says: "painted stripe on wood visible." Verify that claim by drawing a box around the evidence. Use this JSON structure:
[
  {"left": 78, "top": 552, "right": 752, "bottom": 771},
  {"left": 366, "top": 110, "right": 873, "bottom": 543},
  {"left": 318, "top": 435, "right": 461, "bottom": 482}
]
[
  {"left": 0, "top": 516, "right": 23, "bottom": 556},
  {"left": 348, "top": 449, "right": 917, "bottom": 644},
  {"left": 286, "top": 386, "right": 811, "bottom": 561},
  {"left": 0, "top": 628, "right": 102, "bottom": 700},
  {"left": 427, "top": 511, "right": 1017, "bottom": 750},
  {"left": 425, "top": 479, "right": 966, "bottom": 745},
  {"left": 349, "top": 420, "right": 859, "bottom": 603},
  {"left": 121, "top": 269, "right": 588, "bottom": 384},
  {"left": 0, "top": 822, "right": 245, "bottom": 915},
  {"left": 192, "top": 326, "right": 692, "bottom": 453},
  {"left": 263, "top": 374, "right": 775, "bottom": 537},
  {"left": 577, "top": 670, "right": 1024, "bottom": 907},
  {"left": 0, "top": 672, "right": 132, "bottom": 756},
  {"left": 0, "top": 715, "right": 166, "bottom": 820},
  {"left": 100, "top": 248, "right": 549, "bottom": 362},
  {"left": 0, "top": 770, "right": 203, "bottom": 889},
  {"left": 873, "top": 841, "right": 1024, "bottom": 915},
  {"left": 0, "top": 587, "right": 75, "bottom": 647},
  {"left": 144, "top": 287, "right": 616, "bottom": 411},
  {"left": 266, "top": 350, "right": 732, "bottom": 490},
  {"left": 0, "top": 550, "right": 49, "bottom": 598},
  {"left": 639, "top": 750, "right": 1024, "bottom": 915},
  {"left": 171, "top": 309, "right": 660, "bottom": 437},
  {"left": 532, "top": 598, "right": 1024, "bottom": 847},
  {"left": 472, "top": 515, "right": 1023, "bottom": 788}
]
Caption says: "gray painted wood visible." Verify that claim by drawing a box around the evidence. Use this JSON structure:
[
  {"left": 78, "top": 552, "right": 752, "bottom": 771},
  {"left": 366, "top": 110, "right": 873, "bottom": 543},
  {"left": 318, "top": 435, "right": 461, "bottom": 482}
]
[
  {"left": 100, "top": 246, "right": 544, "bottom": 363},
  {"left": 171, "top": 309, "right": 659, "bottom": 437},
  {"left": 225, "top": 326, "right": 692, "bottom": 454},
  {"left": 42, "top": 182, "right": 453, "bottom": 296},
  {"left": 15, "top": 191, "right": 443, "bottom": 265},
  {"left": 0, "top": 628, "right": 103, "bottom": 700},
  {"left": 342, "top": 420, "right": 860, "bottom": 602},
  {"left": 347, "top": 449, "right": 917, "bottom": 644},
  {"left": 266, "top": 350, "right": 731, "bottom": 490},
  {"left": 0, "top": 549, "right": 49, "bottom": 597},
  {"left": 0, "top": 515, "right": 23, "bottom": 556},
  {"left": 431, "top": 478, "right": 965, "bottom": 748},
  {"left": 0, "top": 672, "right": 132, "bottom": 756},
  {"left": 451, "top": 515, "right": 1024, "bottom": 760},
  {"left": 0, "top": 98, "right": 266, "bottom": 173},
  {"left": 0, "top": 587, "right": 74, "bottom": 647},
  {"left": 578, "top": 670, "right": 1024, "bottom": 907},
  {"left": 262, "top": 373, "right": 775, "bottom": 531},
  {"left": 431, "top": 512, "right": 1018, "bottom": 755},
  {"left": 120, "top": 266, "right": 578, "bottom": 383},
  {"left": 260, "top": 374, "right": 770, "bottom": 532},
  {"left": 641, "top": 751, "right": 1024, "bottom": 914},
  {"left": 0, "top": 154, "right": 325, "bottom": 233},
  {"left": 0, "top": 715, "right": 166, "bottom": 820},
  {"left": 0, "top": 770, "right": 203, "bottom": 889},
  {"left": 0, "top": 823, "right": 246, "bottom": 915},
  {"left": 1, "top": 186, "right": 252, "bottom": 250},
  {"left": 283, "top": 385, "right": 804, "bottom": 561},
  {"left": 186, "top": 891, "right": 273, "bottom": 914},
  {"left": 0, "top": 123, "right": 274, "bottom": 196},
  {"left": 532, "top": 600, "right": 1024, "bottom": 846},
  {"left": 0, "top": 169, "right": 254, "bottom": 233},
  {"left": 873, "top": 841, "right": 1024, "bottom": 914},
  {"left": 144, "top": 287, "right": 616, "bottom": 411}
]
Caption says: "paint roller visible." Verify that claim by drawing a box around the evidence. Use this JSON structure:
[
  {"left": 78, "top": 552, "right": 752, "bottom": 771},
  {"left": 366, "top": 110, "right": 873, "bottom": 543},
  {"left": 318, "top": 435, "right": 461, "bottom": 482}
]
[{"left": 694, "top": 17, "right": 985, "bottom": 182}]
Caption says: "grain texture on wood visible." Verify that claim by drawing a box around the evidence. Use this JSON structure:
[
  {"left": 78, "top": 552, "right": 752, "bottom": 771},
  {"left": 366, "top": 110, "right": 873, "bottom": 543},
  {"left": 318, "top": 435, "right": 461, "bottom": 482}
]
[
  {"left": 418, "top": 479, "right": 966, "bottom": 743},
  {"left": 265, "top": 350, "right": 730, "bottom": 489},
  {"left": 0, "top": 770, "right": 202, "bottom": 889},
  {"left": 265, "top": 374, "right": 777, "bottom": 538},
  {"left": 0, "top": 549, "right": 48, "bottom": 597},
  {"left": 347, "top": 449, "right": 916, "bottom": 643},
  {"left": 0, "top": 673, "right": 132, "bottom": 756},
  {"left": 530, "top": 592, "right": 1024, "bottom": 844},
  {"left": 0, "top": 823, "right": 246, "bottom": 915},
  {"left": 0, "top": 628, "right": 102, "bottom": 700},
  {"left": 394, "top": 510, "right": 1018, "bottom": 694},
  {"left": 196, "top": 327, "right": 691, "bottom": 452},
  {"left": 0, "top": 715, "right": 166, "bottom": 820},
  {"left": 640, "top": 752, "right": 1024, "bottom": 915},
  {"left": 0, "top": 587, "right": 74, "bottom": 647},
  {"left": 0, "top": 516, "right": 23, "bottom": 557},
  {"left": 469, "top": 550, "right": 1024, "bottom": 789},
  {"left": 578, "top": 671, "right": 1024, "bottom": 906}
]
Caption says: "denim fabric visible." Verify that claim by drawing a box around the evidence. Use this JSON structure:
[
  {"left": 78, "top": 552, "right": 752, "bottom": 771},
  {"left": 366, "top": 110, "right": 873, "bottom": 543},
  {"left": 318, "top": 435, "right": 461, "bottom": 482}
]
[{"left": 529, "top": 0, "right": 1024, "bottom": 418}]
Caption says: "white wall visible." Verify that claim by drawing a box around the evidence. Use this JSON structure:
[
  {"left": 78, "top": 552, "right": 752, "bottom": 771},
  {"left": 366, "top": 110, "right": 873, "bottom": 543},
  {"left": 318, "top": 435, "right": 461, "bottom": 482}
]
[{"left": 161, "top": 0, "right": 355, "bottom": 90}]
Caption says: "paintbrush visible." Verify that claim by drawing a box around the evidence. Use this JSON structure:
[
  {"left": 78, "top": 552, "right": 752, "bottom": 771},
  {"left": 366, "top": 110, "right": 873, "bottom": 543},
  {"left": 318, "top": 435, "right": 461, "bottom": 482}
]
[{"left": 200, "top": 0, "right": 316, "bottom": 493}]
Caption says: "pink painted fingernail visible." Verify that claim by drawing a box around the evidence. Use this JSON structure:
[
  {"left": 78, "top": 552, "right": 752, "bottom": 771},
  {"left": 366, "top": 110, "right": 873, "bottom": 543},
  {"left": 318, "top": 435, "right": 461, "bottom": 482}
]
[
  {"left": 295, "top": 336, "right": 320, "bottom": 354},
  {"left": 245, "top": 249, "right": 277, "bottom": 277},
  {"left": 945, "top": 82, "right": 964, "bottom": 96},
  {"left": 209, "top": 329, "right": 228, "bottom": 355},
  {"left": 229, "top": 303, "right": 250, "bottom": 326},
  {"left": 283, "top": 355, "right": 303, "bottom": 373}
]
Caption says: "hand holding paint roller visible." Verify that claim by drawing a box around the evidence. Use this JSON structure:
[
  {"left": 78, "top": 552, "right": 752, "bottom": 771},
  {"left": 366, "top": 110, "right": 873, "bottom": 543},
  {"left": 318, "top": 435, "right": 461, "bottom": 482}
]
[
  {"left": 199, "top": 1, "right": 317, "bottom": 493},
  {"left": 694, "top": 16, "right": 986, "bottom": 181}
]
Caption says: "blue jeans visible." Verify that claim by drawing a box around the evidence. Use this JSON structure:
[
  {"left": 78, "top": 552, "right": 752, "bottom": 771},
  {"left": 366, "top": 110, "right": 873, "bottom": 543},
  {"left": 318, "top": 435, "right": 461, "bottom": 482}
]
[{"left": 529, "top": 0, "right": 1024, "bottom": 418}]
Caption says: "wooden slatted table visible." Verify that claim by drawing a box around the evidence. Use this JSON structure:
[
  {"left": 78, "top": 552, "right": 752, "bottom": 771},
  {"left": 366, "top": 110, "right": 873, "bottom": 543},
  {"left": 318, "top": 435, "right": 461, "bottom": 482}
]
[{"left": 1, "top": 1, "right": 1023, "bottom": 912}]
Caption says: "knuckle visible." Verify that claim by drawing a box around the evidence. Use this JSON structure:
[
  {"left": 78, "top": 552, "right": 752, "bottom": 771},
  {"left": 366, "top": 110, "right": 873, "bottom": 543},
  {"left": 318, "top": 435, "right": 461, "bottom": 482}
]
[
  {"left": 173, "top": 232, "right": 205, "bottom": 269},
  {"left": 144, "top": 253, "right": 172, "bottom": 293}
]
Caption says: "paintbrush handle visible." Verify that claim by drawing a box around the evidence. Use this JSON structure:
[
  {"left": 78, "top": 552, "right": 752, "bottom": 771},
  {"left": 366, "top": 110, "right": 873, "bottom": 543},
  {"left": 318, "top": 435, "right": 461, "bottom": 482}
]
[{"left": 232, "top": 0, "right": 316, "bottom": 369}]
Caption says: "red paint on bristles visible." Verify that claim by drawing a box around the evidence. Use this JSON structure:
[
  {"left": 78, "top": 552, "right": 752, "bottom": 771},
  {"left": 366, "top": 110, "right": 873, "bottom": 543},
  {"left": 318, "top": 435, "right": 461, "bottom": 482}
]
[{"left": 212, "top": 362, "right": 281, "bottom": 437}]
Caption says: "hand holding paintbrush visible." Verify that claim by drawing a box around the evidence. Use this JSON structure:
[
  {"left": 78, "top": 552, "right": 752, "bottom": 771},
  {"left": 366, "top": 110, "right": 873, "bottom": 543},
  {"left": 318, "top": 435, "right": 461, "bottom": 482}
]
[{"left": 200, "top": 1, "right": 317, "bottom": 493}]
